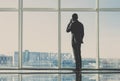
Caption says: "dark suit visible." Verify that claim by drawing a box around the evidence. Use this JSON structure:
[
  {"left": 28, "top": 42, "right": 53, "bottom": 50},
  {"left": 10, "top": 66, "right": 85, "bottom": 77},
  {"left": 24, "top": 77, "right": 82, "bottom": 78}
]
[{"left": 66, "top": 20, "right": 84, "bottom": 70}]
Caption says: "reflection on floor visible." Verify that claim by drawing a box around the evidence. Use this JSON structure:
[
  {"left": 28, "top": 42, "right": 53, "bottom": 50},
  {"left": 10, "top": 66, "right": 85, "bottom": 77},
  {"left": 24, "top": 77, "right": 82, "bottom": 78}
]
[{"left": 0, "top": 71, "right": 120, "bottom": 81}]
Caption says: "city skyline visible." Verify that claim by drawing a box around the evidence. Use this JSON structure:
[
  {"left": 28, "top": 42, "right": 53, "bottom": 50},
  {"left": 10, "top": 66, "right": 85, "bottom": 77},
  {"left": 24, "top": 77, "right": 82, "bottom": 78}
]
[{"left": 0, "top": 50, "right": 120, "bottom": 68}]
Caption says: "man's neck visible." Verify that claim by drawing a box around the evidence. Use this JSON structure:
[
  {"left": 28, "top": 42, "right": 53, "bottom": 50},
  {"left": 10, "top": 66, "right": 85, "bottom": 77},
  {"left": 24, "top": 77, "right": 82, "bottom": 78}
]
[{"left": 73, "top": 20, "right": 78, "bottom": 23}]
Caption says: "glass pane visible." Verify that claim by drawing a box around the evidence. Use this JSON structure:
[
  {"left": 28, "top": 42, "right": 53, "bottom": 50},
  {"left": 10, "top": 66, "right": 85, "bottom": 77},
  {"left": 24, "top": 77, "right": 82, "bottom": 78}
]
[
  {"left": 100, "top": 0, "right": 120, "bottom": 8},
  {"left": 61, "top": 12, "right": 97, "bottom": 68},
  {"left": 82, "top": 74, "right": 98, "bottom": 81},
  {"left": 0, "top": 74, "right": 18, "bottom": 81},
  {"left": 100, "top": 74, "right": 120, "bottom": 81},
  {"left": 0, "top": 0, "right": 18, "bottom": 8},
  {"left": 0, "top": 12, "right": 18, "bottom": 68},
  {"left": 23, "top": 12, "right": 58, "bottom": 68},
  {"left": 61, "top": 74, "right": 97, "bottom": 81},
  {"left": 100, "top": 12, "right": 120, "bottom": 69},
  {"left": 22, "top": 74, "right": 58, "bottom": 81},
  {"left": 23, "top": 0, "right": 58, "bottom": 8},
  {"left": 61, "top": 0, "right": 96, "bottom": 8},
  {"left": 61, "top": 74, "right": 76, "bottom": 81}
]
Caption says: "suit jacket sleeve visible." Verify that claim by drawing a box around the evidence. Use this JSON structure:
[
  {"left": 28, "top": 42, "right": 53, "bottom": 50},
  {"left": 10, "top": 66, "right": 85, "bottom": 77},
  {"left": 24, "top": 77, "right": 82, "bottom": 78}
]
[
  {"left": 81, "top": 24, "right": 84, "bottom": 40},
  {"left": 66, "top": 22, "right": 73, "bottom": 33}
]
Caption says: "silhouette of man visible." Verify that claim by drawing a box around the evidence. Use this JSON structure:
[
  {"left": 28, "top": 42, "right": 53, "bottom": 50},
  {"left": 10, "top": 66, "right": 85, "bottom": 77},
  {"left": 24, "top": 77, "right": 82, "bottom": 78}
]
[{"left": 66, "top": 13, "right": 84, "bottom": 71}]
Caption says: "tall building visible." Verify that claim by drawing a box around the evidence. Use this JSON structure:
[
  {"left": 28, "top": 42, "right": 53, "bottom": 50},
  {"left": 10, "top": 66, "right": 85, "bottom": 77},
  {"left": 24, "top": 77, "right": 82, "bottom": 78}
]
[{"left": 0, "top": 55, "right": 12, "bottom": 66}]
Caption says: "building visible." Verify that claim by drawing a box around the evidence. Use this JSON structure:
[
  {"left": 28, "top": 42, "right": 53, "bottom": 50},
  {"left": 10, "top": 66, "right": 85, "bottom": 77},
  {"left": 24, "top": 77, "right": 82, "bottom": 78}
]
[
  {"left": 14, "top": 50, "right": 58, "bottom": 67},
  {"left": 0, "top": 55, "right": 12, "bottom": 66}
]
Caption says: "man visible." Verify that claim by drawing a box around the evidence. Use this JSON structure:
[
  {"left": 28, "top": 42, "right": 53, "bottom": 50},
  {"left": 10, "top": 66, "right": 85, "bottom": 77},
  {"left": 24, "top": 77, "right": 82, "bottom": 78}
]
[{"left": 66, "top": 13, "right": 84, "bottom": 71}]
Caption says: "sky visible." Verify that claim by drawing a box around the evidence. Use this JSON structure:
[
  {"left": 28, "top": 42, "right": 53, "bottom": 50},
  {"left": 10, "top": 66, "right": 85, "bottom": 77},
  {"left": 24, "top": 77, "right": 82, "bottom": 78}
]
[
  {"left": 23, "top": 12, "right": 58, "bottom": 53},
  {"left": 0, "top": 0, "right": 120, "bottom": 59},
  {"left": 0, "top": 12, "right": 18, "bottom": 56},
  {"left": 99, "top": 12, "right": 120, "bottom": 58}
]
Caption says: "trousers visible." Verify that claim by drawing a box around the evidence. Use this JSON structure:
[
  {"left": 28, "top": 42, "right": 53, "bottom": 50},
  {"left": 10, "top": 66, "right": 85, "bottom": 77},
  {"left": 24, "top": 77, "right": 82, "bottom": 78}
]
[{"left": 72, "top": 41, "right": 82, "bottom": 70}]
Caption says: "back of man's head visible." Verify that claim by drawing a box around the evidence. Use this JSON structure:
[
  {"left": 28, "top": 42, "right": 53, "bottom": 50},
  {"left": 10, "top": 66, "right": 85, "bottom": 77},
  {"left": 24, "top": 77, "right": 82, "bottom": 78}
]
[{"left": 72, "top": 13, "right": 78, "bottom": 20}]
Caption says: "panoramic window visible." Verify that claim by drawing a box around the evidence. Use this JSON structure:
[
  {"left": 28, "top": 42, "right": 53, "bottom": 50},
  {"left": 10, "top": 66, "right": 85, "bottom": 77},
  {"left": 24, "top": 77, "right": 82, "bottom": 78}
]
[{"left": 0, "top": 0, "right": 120, "bottom": 81}]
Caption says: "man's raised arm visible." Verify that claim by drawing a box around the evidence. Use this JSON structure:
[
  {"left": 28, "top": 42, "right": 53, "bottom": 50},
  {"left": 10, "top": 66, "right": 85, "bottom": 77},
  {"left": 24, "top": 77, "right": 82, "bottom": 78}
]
[{"left": 66, "top": 19, "right": 73, "bottom": 32}]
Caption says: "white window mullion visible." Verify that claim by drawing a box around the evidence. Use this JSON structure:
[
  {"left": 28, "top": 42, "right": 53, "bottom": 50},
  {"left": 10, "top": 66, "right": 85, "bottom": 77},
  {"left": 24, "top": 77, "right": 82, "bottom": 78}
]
[
  {"left": 58, "top": 0, "right": 61, "bottom": 69},
  {"left": 96, "top": 0, "right": 100, "bottom": 69},
  {"left": 18, "top": 0, "right": 23, "bottom": 69}
]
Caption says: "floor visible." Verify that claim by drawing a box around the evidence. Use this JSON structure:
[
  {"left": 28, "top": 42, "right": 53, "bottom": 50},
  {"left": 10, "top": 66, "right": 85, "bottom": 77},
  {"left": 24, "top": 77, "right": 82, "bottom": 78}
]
[{"left": 0, "top": 70, "right": 120, "bottom": 81}]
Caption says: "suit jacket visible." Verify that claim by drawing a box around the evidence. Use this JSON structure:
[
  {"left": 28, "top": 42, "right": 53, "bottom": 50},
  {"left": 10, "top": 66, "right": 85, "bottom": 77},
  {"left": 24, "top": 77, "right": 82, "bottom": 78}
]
[{"left": 66, "top": 20, "right": 84, "bottom": 44}]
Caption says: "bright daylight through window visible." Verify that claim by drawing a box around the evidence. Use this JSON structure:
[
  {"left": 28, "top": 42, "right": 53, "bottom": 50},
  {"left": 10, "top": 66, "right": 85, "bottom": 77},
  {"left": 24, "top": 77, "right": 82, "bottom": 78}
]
[{"left": 0, "top": 0, "right": 120, "bottom": 70}]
